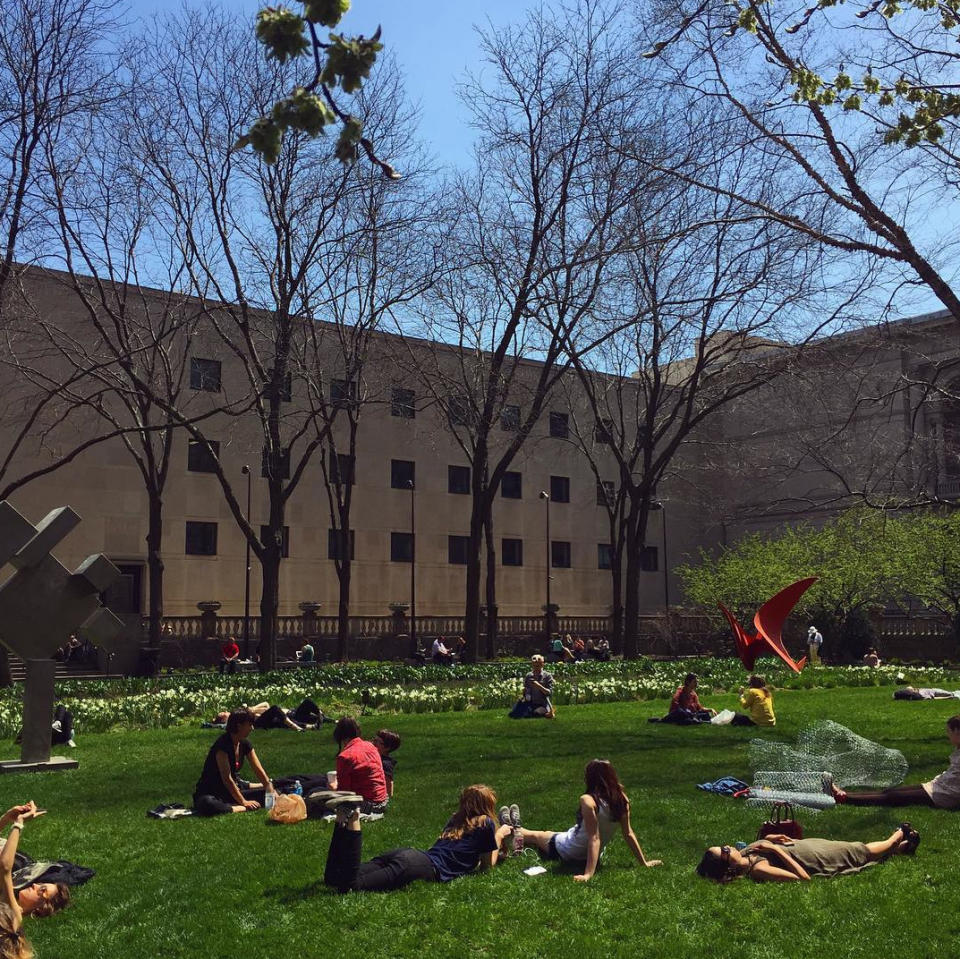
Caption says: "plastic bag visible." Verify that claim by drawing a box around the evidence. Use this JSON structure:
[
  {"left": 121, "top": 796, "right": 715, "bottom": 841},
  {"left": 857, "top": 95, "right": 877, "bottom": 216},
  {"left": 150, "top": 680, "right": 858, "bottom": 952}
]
[
  {"left": 711, "top": 709, "right": 736, "bottom": 725},
  {"left": 269, "top": 793, "right": 307, "bottom": 824}
]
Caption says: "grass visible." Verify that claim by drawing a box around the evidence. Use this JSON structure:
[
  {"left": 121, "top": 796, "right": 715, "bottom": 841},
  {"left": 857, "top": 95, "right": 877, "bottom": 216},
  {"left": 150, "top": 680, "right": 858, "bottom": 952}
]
[{"left": 4, "top": 687, "right": 960, "bottom": 959}]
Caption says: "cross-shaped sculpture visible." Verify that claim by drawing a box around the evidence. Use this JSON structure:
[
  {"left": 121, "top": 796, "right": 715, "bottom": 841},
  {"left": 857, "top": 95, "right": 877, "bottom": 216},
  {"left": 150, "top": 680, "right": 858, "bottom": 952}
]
[{"left": 0, "top": 501, "right": 124, "bottom": 771}]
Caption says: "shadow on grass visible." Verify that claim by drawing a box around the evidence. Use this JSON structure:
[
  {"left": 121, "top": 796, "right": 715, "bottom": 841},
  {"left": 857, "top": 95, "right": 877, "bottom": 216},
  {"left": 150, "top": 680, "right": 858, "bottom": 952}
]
[{"left": 262, "top": 878, "right": 330, "bottom": 903}]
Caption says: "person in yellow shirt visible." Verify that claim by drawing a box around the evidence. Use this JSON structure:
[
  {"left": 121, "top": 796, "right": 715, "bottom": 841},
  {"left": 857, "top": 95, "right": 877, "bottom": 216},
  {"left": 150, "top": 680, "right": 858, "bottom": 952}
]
[{"left": 732, "top": 675, "right": 776, "bottom": 727}]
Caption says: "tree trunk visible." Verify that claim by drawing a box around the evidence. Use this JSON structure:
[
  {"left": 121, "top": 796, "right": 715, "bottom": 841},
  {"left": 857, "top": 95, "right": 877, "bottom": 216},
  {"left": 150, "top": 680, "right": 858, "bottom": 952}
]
[
  {"left": 259, "top": 539, "right": 281, "bottom": 671},
  {"left": 484, "top": 513, "right": 497, "bottom": 660},
  {"left": 463, "top": 499, "right": 485, "bottom": 664},
  {"left": 609, "top": 549, "right": 624, "bottom": 656},
  {"left": 336, "top": 556, "right": 351, "bottom": 662},
  {"left": 146, "top": 490, "right": 164, "bottom": 649},
  {"left": 622, "top": 518, "right": 642, "bottom": 659}
]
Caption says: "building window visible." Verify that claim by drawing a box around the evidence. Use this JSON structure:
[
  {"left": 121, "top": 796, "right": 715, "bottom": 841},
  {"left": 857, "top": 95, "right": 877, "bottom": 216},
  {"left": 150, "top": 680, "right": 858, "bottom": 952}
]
[
  {"left": 448, "top": 535, "right": 470, "bottom": 565},
  {"left": 640, "top": 545, "right": 659, "bottom": 572},
  {"left": 501, "top": 471, "right": 522, "bottom": 499},
  {"left": 500, "top": 404, "right": 520, "bottom": 431},
  {"left": 267, "top": 368, "right": 292, "bottom": 402},
  {"left": 598, "top": 543, "right": 613, "bottom": 570},
  {"left": 331, "top": 378, "right": 358, "bottom": 409},
  {"left": 448, "top": 465, "right": 470, "bottom": 495},
  {"left": 597, "top": 480, "right": 615, "bottom": 507},
  {"left": 551, "top": 541, "right": 571, "bottom": 568},
  {"left": 595, "top": 418, "right": 615, "bottom": 444},
  {"left": 391, "top": 459, "right": 415, "bottom": 489},
  {"left": 327, "top": 528, "right": 355, "bottom": 561},
  {"left": 260, "top": 525, "right": 290, "bottom": 558},
  {"left": 190, "top": 357, "right": 221, "bottom": 392},
  {"left": 549, "top": 411, "right": 569, "bottom": 438},
  {"left": 261, "top": 446, "right": 291, "bottom": 480},
  {"left": 391, "top": 387, "right": 415, "bottom": 419},
  {"left": 502, "top": 538, "right": 523, "bottom": 567},
  {"left": 187, "top": 439, "right": 220, "bottom": 474},
  {"left": 447, "top": 395, "right": 474, "bottom": 427},
  {"left": 185, "top": 521, "right": 217, "bottom": 556},
  {"left": 391, "top": 531, "right": 413, "bottom": 562},
  {"left": 550, "top": 475, "right": 570, "bottom": 503},
  {"left": 330, "top": 451, "right": 355, "bottom": 486}
]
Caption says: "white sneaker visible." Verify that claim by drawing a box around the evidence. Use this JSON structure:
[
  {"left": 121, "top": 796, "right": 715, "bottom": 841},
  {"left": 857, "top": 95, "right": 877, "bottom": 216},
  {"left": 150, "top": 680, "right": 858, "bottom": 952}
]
[{"left": 67, "top": 739, "right": 76, "bottom": 748}]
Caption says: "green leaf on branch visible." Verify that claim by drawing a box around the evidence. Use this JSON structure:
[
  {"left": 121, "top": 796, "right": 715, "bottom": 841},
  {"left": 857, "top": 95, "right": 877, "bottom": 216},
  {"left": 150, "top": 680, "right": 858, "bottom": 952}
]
[
  {"left": 320, "top": 31, "right": 383, "bottom": 93},
  {"left": 272, "top": 86, "right": 336, "bottom": 135},
  {"left": 255, "top": 6, "right": 310, "bottom": 62},
  {"left": 303, "top": 0, "right": 352, "bottom": 28}
]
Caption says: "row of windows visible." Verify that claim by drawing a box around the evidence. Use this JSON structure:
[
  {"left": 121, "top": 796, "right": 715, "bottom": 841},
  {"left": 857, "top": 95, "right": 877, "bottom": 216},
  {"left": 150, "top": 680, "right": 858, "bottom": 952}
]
[
  {"left": 184, "top": 521, "right": 659, "bottom": 570},
  {"left": 189, "top": 359, "right": 618, "bottom": 443},
  {"left": 187, "top": 445, "right": 619, "bottom": 506}
]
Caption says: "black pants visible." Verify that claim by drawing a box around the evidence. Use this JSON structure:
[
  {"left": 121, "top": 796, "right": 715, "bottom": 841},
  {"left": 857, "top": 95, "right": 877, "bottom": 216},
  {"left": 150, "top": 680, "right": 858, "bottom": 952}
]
[
  {"left": 731, "top": 714, "right": 756, "bottom": 726},
  {"left": 843, "top": 784, "right": 935, "bottom": 807},
  {"left": 219, "top": 659, "right": 237, "bottom": 675},
  {"left": 290, "top": 699, "right": 322, "bottom": 725},
  {"left": 52, "top": 705, "right": 74, "bottom": 744},
  {"left": 253, "top": 706, "right": 289, "bottom": 729},
  {"left": 192, "top": 784, "right": 265, "bottom": 816},
  {"left": 323, "top": 825, "right": 437, "bottom": 893}
]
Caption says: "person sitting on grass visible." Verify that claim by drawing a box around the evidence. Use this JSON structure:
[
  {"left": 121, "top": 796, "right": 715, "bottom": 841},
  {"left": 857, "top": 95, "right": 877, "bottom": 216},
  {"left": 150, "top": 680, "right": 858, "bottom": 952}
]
[
  {"left": 509, "top": 655, "right": 555, "bottom": 719},
  {"left": 503, "top": 759, "right": 662, "bottom": 882},
  {"left": 830, "top": 714, "right": 960, "bottom": 810},
  {"left": 333, "top": 717, "right": 389, "bottom": 815},
  {"left": 732, "top": 675, "right": 776, "bottom": 727},
  {"left": 696, "top": 824, "right": 920, "bottom": 882},
  {"left": 1, "top": 803, "right": 70, "bottom": 925},
  {"left": 322, "top": 785, "right": 512, "bottom": 893},
  {"left": 372, "top": 729, "right": 401, "bottom": 798},
  {"left": 862, "top": 648, "right": 881, "bottom": 668},
  {"left": 662, "top": 673, "right": 716, "bottom": 723},
  {"left": 193, "top": 709, "right": 277, "bottom": 816}
]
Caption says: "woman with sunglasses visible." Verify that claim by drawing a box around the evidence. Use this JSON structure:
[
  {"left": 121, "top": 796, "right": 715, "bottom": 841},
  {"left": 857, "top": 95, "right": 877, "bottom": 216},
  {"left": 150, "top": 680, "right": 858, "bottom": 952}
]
[{"left": 696, "top": 824, "right": 920, "bottom": 882}]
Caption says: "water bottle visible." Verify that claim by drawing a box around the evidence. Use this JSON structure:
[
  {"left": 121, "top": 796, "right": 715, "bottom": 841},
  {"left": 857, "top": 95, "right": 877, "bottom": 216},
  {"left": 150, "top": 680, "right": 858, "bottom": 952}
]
[
  {"left": 264, "top": 791, "right": 276, "bottom": 810},
  {"left": 293, "top": 779, "right": 303, "bottom": 796}
]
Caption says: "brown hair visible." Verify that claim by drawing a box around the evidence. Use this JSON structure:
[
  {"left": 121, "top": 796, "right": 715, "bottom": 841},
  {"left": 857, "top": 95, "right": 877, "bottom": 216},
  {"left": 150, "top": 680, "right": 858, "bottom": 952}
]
[
  {"left": 584, "top": 759, "right": 629, "bottom": 820},
  {"left": 440, "top": 785, "right": 497, "bottom": 840},
  {"left": 947, "top": 714, "right": 960, "bottom": 732},
  {"left": 226, "top": 709, "right": 256, "bottom": 735},
  {"left": 748, "top": 675, "right": 770, "bottom": 695},
  {"left": 376, "top": 729, "right": 401, "bottom": 752},
  {"left": 333, "top": 716, "right": 362, "bottom": 747},
  {"left": 0, "top": 903, "right": 32, "bottom": 959},
  {"left": 25, "top": 883, "right": 69, "bottom": 921},
  {"left": 696, "top": 848, "right": 737, "bottom": 883}
]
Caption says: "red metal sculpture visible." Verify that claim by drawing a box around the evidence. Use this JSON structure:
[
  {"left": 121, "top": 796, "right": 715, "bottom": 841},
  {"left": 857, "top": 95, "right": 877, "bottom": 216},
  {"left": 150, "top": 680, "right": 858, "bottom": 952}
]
[{"left": 718, "top": 577, "right": 817, "bottom": 673}]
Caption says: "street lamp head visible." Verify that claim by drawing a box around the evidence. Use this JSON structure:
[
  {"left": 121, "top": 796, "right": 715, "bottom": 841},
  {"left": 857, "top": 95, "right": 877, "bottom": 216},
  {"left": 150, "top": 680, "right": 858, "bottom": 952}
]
[
  {"left": 241, "top": 464, "right": 250, "bottom": 475},
  {"left": 539, "top": 490, "right": 549, "bottom": 500}
]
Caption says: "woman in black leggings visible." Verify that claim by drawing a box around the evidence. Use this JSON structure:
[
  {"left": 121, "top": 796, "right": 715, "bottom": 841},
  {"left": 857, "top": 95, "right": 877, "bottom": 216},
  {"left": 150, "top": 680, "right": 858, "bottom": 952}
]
[
  {"left": 831, "top": 715, "right": 960, "bottom": 809},
  {"left": 323, "top": 785, "right": 512, "bottom": 893}
]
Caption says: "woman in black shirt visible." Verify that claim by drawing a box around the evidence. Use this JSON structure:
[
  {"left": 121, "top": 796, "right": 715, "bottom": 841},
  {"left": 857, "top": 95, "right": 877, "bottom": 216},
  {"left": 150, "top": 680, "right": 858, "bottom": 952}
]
[{"left": 193, "top": 710, "right": 277, "bottom": 816}]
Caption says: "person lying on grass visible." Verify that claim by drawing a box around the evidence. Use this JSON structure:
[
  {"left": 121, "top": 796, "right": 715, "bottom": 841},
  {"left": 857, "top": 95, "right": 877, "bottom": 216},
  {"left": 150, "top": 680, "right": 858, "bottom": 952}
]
[
  {"left": 502, "top": 759, "right": 662, "bottom": 882},
  {"left": 193, "top": 709, "right": 277, "bottom": 816},
  {"left": 210, "top": 698, "right": 323, "bottom": 732},
  {"left": 696, "top": 824, "right": 920, "bottom": 882},
  {"left": 1, "top": 801, "right": 70, "bottom": 959},
  {"left": 322, "top": 785, "right": 512, "bottom": 893},
  {"left": 829, "top": 714, "right": 960, "bottom": 810}
]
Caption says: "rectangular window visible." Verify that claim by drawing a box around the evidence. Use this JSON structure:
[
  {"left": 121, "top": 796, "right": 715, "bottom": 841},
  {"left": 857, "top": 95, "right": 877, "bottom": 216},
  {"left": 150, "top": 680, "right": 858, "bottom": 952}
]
[
  {"left": 551, "top": 541, "right": 571, "bottom": 568},
  {"left": 260, "top": 525, "right": 290, "bottom": 558},
  {"left": 448, "top": 535, "right": 470, "bottom": 565},
  {"left": 187, "top": 439, "right": 220, "bottom": 474},
  {"left": 500, "top": 404, "right": 520, "bottom": 431},
  {"left": 598, "top": 543, "right": 613, "bottom": 570},
  {"left": 327, "top": 528, "right": 355, "bottom": 561},
  {"left": 597, "top": 480, "right": 615, "bottom": 507},
  {"left": 330, "top": 452, "right": 355, "bottom": 486},
  {"left": 595, "top": 418, "right": 615, "bottom": 444},
  {"left": 502, "top": 538, "right": 523, "bottom": 567},
  {"left": 331, "top": 378, "right": 358, "bottom": 409},
  {"left": 391, "top": 531, "right": 413, "bottom": 563},
  {"left": 190, "top": 357, "right": 221, "bottom": 392},
  {"left": 391, "top": 387, "right": 415, "bottom": 419},
  {"left": 640, "top": 545, "right": 659, "bottom": 572},
  {"left": 549, "top": 475, "right": 570, "bottom": 503},
  {"left": 501, "top": 471, "right": 522, "bottom": 499},
  {"left": 261, "top": 446, "right": 291, "bottom": 480},
  {"left": 447, "top": 395, "right": 474, "bottom": 427},
  {"left": 185, "top": 521, "right": 217, "bottom": 556},
  {"left": 448, "top": 465, "right": 470, "bottom": 495},
  {"left": 391, "top": 459, "right": 415, "bottom": 489},
  {"left": 549, "top": 411, "right": 569, "bottom": 438}
]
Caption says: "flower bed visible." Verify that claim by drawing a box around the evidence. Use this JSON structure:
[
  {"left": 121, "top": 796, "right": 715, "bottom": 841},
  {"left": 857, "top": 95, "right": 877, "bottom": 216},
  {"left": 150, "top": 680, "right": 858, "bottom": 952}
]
[{"left": 0, "top": 659, "right": 955, "bottom": 737}]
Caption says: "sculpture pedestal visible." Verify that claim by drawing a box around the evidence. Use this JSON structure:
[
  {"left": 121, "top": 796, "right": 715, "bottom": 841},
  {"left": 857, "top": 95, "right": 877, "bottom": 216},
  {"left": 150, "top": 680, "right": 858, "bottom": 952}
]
[{"left": 0, "top": 755, "right": 78, "bottom": 775}]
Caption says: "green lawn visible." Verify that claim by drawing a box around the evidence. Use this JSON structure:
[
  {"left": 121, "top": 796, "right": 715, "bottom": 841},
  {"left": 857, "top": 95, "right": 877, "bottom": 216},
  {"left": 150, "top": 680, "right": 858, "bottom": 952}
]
[{"left": 4, "top": 687, "right": 959, "bottom": 959}]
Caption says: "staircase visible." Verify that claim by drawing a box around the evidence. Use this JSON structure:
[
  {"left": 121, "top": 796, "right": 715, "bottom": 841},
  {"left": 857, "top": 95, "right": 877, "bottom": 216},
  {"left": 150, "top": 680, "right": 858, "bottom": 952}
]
[{"left": 5, "top": 655, "right": 114, "bottom": 683}]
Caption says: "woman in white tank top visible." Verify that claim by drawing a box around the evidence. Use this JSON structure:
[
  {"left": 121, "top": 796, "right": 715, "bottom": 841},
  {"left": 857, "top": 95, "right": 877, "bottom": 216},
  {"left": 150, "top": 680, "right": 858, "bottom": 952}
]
[{"left": 506, "top": 760, "right": 662, "bottom": 881}]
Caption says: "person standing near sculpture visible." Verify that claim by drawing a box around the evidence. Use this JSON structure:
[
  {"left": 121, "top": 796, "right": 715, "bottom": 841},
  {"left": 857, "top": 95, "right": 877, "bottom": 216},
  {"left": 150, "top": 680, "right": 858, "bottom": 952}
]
[{"left": 807, "top": 626, "right": 824, "bottom": 665}]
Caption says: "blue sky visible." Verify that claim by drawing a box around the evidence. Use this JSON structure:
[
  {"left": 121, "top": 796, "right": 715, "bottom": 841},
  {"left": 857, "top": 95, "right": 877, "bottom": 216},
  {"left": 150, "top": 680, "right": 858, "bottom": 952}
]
[{"left": 124, "top": 0, "right": 527, "bottom": 168}]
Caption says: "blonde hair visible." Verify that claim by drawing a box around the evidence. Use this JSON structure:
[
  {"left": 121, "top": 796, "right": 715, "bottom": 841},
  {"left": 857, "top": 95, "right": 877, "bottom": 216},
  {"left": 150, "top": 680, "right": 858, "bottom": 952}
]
[
  {"left": 0, "top": 904, "right": 32, "bottom": 959},
  {"left": 440, "top": 785, "right": 497, "bottom": 840}
]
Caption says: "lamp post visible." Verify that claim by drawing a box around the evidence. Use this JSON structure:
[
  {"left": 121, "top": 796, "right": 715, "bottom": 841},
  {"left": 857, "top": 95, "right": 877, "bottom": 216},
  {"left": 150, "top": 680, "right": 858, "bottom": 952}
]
[
  {"left": 651, "top": 500, "right": 669, "bottom": 612},
  {"left": 241, "top": 465, "right": 252, "bottom": 658},
  {"left": 408, "top": 479, "right": 416, "bottom": 653},
  {"left": 539, "top": 490, "right": 552, "bottom": 639}
]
